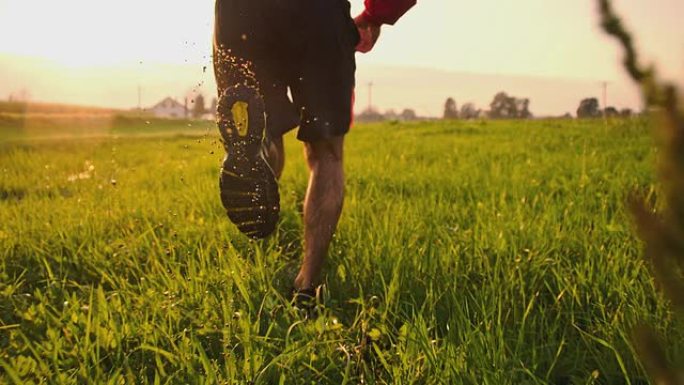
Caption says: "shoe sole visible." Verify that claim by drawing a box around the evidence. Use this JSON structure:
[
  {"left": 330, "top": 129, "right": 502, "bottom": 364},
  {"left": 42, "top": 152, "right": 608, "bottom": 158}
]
[{"left": 217, "top": 84, "right": 280, "bottom": 239}]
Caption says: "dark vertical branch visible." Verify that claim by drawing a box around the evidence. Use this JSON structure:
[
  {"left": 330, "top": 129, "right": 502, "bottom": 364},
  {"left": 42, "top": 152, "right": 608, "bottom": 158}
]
[{"left": 597, "top": 1, "right": 684, "bottom": 384}]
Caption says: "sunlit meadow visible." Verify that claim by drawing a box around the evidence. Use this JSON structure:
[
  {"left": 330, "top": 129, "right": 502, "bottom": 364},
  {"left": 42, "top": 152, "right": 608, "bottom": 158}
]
[{"left": 1, "top": 115, "right": 682, "bottom": 384}]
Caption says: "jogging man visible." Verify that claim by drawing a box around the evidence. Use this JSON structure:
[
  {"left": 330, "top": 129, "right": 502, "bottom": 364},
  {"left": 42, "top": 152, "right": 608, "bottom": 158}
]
[{"left": 213, "top": 0, "right": 415, "bottom": 299}]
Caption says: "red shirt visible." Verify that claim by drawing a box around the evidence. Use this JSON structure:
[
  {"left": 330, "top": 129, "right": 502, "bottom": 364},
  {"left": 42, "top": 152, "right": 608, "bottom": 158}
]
[{"left": 362, "top": 0, "right": 416, "bottom": 25}]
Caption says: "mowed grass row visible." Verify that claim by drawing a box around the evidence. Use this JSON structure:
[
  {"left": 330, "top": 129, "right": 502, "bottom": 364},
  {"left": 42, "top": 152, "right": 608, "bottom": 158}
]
[{"left": 0, "top": 119, "right": 681, "bottom": 384}]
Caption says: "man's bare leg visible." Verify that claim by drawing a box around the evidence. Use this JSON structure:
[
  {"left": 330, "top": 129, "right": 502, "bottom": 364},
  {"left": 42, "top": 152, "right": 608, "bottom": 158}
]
[{"left": 294, "top": 136, "right": 345, "bottom": 290}]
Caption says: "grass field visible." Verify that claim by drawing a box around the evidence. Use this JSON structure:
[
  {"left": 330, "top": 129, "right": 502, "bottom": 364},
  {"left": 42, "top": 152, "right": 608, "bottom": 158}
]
[{"left": 0, "top": 118, "right": 682, "bottom": 384}]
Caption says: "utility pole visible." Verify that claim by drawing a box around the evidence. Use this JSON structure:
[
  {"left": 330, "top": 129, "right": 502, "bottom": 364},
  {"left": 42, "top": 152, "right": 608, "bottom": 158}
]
[
  {"left": 601, "top": 81, "right": 610, "bottom": 131},
  {"left": 367, "top": 81, "right": 373, "bottom": 112},
  {"left": 601, "top": 81, "right": 610, "bottom": 114},
  {"left": 137, "top": 85, "right": 142, "bottom": 112}
]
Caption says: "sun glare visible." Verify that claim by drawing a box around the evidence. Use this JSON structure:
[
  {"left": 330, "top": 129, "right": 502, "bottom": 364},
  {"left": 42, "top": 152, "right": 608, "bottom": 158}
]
[
  {"left": 0, "top": 0, "right": 680, "bottom": 114},
  {"left": 0, "top": 0, "right": 214, "bottom": 67}
]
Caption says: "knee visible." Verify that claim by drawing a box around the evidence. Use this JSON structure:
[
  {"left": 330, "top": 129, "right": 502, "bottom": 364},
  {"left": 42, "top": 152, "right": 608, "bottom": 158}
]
[{"left": 304, "top": 137, "right": 344, "bottom": 170}]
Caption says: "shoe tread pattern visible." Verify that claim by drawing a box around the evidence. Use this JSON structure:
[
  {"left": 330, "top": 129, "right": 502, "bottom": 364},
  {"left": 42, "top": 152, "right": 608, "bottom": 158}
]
[{"left": 217, "top": 84, "right": 280, "bottom": 239}]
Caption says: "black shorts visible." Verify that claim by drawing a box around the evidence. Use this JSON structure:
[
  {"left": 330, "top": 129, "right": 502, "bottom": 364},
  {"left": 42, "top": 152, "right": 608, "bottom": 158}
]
[{"left": 214, "top": 0, "right": 359, "bottom": 142}]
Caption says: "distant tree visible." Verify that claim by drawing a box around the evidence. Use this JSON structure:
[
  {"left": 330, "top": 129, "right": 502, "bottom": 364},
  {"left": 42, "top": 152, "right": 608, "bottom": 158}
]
[
  {"left": 620, "top": 108, "right": 633, "bottom": 117},
  {"left": 384, "top": 109, "right": 399, "bottom": 121},
  {"left": 576, "top": 98, "right": 601, "bottom": 118},
  {"left": 489, "top": 92, "right": 514, "bottom": 119},
  {"left": 460, "top": 103, "right": 479, "bottom": 119},
  {"left": 516, "top": 98, "right": 532, "bottom": 119},
  {"left": 192, "top": 93, "right": 206, "bottom": 119},
  {"left": 443, "top": 97, "right": 458, "bottom": 119},
  {"left": 604, "top": 106, "right": 619, "bottom": 117},
  {"left": 489, "top": 92, "right": 532, "bottom": 119},
  {"left": 356, "top": 108, "right": 384, "bottom": 122},
  {"left": 401, "top": 108, "right": 417, "bottom": 121}
]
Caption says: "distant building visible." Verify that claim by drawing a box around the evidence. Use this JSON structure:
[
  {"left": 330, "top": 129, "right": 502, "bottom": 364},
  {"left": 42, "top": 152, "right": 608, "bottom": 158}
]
[{"left": 149, "top": 97, "right": 187, "bottom": 119}]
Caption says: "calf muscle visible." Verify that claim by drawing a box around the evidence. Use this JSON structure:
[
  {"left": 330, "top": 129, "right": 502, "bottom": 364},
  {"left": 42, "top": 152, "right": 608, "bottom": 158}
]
[{"left": 295, "top": 137, "right": 345, "bottom": 290}]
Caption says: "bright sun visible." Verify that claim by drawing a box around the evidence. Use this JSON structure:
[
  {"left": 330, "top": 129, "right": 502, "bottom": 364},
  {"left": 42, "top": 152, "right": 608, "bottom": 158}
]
[{"left": 0, "top": 0, "right": 214, "bottom": 67}]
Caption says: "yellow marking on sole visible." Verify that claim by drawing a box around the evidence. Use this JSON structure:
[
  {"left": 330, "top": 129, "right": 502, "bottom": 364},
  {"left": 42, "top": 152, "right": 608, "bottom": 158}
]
[{"left": 231, "top": 101, "right": 249, "bottom": 137}]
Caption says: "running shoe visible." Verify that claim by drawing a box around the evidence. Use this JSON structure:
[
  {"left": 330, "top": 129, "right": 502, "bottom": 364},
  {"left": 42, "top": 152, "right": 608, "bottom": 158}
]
[{"left": 217, "top": 84, "right": 280, "bottom": 239}]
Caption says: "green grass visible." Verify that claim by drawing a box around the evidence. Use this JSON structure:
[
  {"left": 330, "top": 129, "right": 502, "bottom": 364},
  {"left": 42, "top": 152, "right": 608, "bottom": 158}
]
[{"left": 0, "top": 118, "right": 681, "bottom": 384}]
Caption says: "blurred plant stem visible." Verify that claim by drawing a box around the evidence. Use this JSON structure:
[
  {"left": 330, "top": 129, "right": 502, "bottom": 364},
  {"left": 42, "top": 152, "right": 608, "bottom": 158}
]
[{"left": 598, "top": 0, "right": 684, "bottom": 384}]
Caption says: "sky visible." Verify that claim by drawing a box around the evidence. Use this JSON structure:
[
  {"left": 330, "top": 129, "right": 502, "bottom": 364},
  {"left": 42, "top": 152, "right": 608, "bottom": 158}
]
[{"left": 0, "top": 0, "right": 682, "bottom": 116}]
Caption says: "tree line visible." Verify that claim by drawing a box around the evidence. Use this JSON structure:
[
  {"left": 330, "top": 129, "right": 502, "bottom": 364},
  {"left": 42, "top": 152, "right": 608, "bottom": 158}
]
[{"left": 444, "top": 92, "right": 635, "bottom": 120}]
